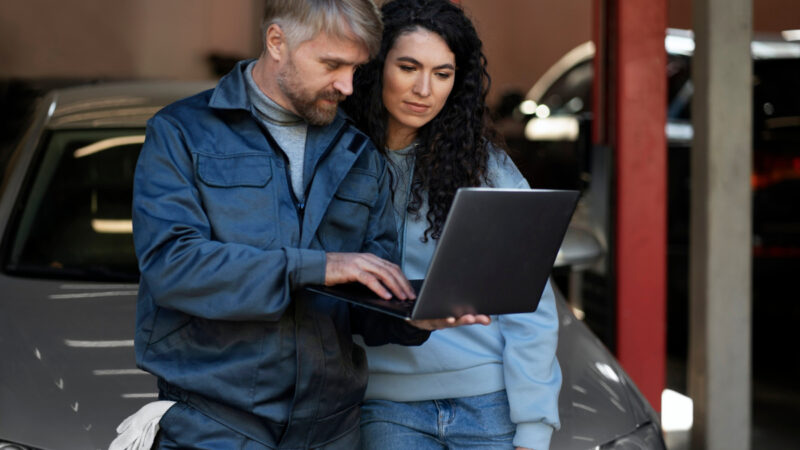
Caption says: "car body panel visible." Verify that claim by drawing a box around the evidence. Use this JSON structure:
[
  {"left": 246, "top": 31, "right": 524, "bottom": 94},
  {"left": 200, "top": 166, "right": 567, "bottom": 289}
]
[
  {"left": 0, "top": 273, "right": 656, "bottom": 449},
  {"left": 0, "top": 278, "right": 153, "bottom": 449},
  {"left": 552, "top": 289, "right": 658, "bottom": 449}
]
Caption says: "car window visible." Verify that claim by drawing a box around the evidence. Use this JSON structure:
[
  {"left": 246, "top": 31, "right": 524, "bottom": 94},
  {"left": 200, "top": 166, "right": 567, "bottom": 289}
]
[
  {"left": 5, "top": 129, "right": 143, "bottom": 281},
  {"left": 537, "top": 54, "right": 694, "bottom": 121},
  {"left": 752, "top": 57, "right": 800, "bottom": 190},
  {"left": 751, "top": 58, "right": 800, "bottom": 249},
  {"left": 667, "top": 54, "right": 692, "bottom": 120},
  {"left": 538, "top": 59, "right": 593, "bottom": 115},
  {"left": 754, "top": 58, "right": 800, "bottom": 154}
]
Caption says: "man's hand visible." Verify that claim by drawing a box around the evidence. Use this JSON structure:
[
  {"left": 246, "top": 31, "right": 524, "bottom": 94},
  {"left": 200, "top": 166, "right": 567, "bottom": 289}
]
[
  {"left": 325, "top": 252, "right": 416, "bottom": 300},
  {"left": 409, "top": 314, "right": 492, "bottom": 331},
  {"left": 325, "top": 253, "right": 492, "bottom": 331}
]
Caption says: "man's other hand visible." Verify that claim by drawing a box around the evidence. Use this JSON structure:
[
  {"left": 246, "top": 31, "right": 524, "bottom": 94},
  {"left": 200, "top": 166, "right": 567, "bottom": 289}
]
[
  {"left": 409, "top": 314, "right": 492, "bottom": 331},
  {"left": 325, "top": 252, "right": 416, "bottom": 300}
]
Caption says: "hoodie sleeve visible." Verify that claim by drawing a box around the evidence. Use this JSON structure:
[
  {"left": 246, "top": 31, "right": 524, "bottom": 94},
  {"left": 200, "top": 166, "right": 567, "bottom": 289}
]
[
  {"left": 490, "top": 145, "right": 561, "bottom": 448},
  {"left": 498, "top": 281, "right": 562, "bottom": 450}
]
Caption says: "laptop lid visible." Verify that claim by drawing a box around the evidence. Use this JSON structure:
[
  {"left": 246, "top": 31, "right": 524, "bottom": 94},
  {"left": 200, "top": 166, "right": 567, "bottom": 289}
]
[
  {"left": 408, "top": 188, "right": 578, "bottom": 319},
  {"left": 305, "top": 188, "right": 579, "bottom": 320}
]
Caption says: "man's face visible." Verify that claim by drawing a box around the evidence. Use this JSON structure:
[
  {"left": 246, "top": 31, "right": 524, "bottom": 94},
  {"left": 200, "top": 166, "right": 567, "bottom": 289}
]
[{"left": 276, "top": 32, "right": 369, "bottom": 125}]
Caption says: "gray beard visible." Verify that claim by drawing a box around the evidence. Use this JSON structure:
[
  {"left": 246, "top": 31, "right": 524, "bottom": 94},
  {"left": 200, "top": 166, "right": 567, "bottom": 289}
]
[{"left": 277, "top": 61, "right": 344, "bottom": 126}]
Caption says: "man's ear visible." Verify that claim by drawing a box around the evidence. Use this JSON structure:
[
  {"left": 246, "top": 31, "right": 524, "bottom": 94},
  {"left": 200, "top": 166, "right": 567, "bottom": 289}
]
[{"left": 265, "top": 24, "right": 286, "bottom": 62}]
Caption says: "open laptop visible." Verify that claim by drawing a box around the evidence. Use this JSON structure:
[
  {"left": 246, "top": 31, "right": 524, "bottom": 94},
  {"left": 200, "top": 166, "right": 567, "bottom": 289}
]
[{"left": 305, "top": 188, "right": 579, "bottom": 320}]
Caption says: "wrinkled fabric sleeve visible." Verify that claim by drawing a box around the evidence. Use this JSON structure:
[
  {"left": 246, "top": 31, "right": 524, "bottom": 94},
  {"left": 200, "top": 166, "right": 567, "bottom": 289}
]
[
  {"left": 350, "top": 307, "right": 430, "bottom": 346},
  {"left": 133, "top": 115, "right": 326, "bottom": 322},
  {"left": 349, "top": 149, "right": 430, "bottom": 346},
  {"left": 498, "top": 281, "right": 562, "bottom": 450},
  {"left": 490, "top": 147, "right": 561, "bottom": 449}
]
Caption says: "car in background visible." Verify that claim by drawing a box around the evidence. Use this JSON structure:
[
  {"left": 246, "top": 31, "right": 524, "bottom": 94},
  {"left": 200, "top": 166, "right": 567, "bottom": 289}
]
[
  {"left": 505, "top": 29, "right": 800, "bottom": 369},
  {"left": 0, "top": 82, "right": 665, "bottom": 449}
]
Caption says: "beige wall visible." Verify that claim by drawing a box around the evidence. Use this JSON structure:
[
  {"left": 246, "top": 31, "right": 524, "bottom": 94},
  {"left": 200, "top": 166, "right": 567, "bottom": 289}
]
[
  {"left": 461, "top": 0, "right": 592, "bottom": 106},
  {"left": 669, "top": 0, "right": 800, "bottom": 32},
  {"left": 465, "top": 0, "right": 800, "bottom": 106},
  {"left": 0, "top": 0, "right": 140, "bottom": 78},
  {"left": 0, "top": 0, "right": 262, "bottom": 80},
  {"left": 0, "top": 0, "right": 797, "bottom": 97}
]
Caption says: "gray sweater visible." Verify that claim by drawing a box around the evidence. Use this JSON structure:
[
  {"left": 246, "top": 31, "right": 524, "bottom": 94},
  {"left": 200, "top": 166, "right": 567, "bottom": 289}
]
[{"left": 244, "top": 60, "right": 307, "bottom": 201}]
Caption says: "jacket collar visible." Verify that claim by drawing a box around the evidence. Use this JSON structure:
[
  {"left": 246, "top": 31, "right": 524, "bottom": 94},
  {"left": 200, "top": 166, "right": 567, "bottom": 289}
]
[{"left": 208, "top": 59, "right": 256, "bottom": 111}]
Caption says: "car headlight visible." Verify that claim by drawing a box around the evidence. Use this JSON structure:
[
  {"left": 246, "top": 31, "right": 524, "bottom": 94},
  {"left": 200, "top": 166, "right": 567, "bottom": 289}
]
[{"left": 598, "top": 422, "right": 666, "bottom": 450}]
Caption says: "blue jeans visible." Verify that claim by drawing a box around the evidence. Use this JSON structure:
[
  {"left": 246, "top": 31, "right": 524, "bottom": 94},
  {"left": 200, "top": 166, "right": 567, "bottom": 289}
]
[{"left": 360, "top": 390, "right": 515, "bottom": 449}]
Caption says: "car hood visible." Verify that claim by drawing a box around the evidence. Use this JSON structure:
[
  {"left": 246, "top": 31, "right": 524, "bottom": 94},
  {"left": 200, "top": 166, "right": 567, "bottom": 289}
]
[
  {"left": 0, "top": 274, "right": 658, "bottom": 449},
  {"left": 0, "top": 275, "right": 156, "bottom": 449},
  {"left": 552, "top": 290, "right": 659, "bottom": 449}
]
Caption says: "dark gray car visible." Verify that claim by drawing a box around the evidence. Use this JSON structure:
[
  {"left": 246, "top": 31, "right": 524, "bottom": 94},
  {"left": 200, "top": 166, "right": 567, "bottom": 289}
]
[{"left": 0, "top": 82, "right": 664, "bottom": 449}]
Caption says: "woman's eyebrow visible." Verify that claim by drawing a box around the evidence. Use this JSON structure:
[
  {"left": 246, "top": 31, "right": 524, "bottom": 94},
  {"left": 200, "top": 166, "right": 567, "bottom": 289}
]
[
  {"left": 395, "top": 56, "right": 455, "bottom": 71},
  {"left": 395, "top": 56, "right": 421, "bottom": 65}
]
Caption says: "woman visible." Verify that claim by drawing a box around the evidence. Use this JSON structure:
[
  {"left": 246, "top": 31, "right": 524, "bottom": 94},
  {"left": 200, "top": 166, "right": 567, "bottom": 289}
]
[{"left": 343, "top": 1, "right": 561, "bottom": 449}]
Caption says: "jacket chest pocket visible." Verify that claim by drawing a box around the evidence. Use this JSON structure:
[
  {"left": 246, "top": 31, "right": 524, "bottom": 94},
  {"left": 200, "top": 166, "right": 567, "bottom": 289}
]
[
  {"left": 319, "top": 170, "right": 378, "bottom": 252},
  {"left": 195, "top": 153, "right": 279, "bottom": 248}
]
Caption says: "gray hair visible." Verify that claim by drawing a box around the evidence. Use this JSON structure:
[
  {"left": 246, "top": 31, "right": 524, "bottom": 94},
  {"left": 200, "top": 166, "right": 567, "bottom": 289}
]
[{"left": 262, "top": 0, "right": 382, "bottom": 57}]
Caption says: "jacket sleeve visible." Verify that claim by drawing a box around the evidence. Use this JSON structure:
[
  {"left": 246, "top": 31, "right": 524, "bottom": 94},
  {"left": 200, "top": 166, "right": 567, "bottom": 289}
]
[
  {"left": 498, "top": 280, "right": 562, "bottom": 450},
  {"left": 349, "top": 306, "right": 430, "bottom": 346},
  {"left": 349, "top": 146, "right": 431, "bottom": 346},
  {"left": 133, "top": 114, "right": 326, "bottom": 322}
]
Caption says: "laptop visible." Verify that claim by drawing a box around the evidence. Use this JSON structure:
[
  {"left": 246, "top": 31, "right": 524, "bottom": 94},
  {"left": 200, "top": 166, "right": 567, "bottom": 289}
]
[{"left": 305, "top": 188, "right": 579, "bottom": 320}]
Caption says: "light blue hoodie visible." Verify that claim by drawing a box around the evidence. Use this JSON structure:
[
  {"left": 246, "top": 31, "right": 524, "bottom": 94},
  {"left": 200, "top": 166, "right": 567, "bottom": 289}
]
[{"left": 358, "top": 144, "right": 562, "bottom": 450}]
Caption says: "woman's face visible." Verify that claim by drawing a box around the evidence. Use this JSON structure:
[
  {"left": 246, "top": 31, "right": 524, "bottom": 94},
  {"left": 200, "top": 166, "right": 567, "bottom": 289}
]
[{"left": 382, "top": 28, "right": 456, "bottom": 149}]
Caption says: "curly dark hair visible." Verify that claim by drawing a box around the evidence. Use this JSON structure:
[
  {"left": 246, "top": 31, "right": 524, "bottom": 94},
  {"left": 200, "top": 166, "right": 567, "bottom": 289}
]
[{"left": 342, "top": 0, "right": 502, "bottom": 241}]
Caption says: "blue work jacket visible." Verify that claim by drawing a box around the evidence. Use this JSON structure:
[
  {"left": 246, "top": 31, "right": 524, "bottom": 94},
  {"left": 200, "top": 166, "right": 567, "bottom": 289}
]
[{"left": 132, "top": 61, "right": 428, "bottom": 448}]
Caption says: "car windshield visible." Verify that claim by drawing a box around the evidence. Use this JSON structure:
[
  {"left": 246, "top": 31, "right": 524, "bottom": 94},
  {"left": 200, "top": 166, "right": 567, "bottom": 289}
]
[
  {"left": 4, "top": 128, "right": 143, "bottom": 281},
  {"left": 538, "top": 59, "right": 593, "bottom": 116},
  {"left": 535, "top": 54, "right": 693, "bottom": 120}
]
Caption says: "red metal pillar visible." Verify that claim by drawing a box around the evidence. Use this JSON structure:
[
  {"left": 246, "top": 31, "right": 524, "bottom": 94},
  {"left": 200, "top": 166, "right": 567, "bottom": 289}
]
[{"left": 593, "top": 0, "right": 667, "bottom": 410}]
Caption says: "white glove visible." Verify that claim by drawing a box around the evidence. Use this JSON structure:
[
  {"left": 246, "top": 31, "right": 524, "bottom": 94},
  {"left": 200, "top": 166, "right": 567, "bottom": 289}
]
[{"left": 109, "top": 400, "right": 176, "bottom": 450}]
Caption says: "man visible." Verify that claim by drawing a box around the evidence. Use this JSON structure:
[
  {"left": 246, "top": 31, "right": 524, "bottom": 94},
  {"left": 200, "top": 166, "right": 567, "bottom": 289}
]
[{"left": 129, "top": 1, "right": 487, "bottom": 449}]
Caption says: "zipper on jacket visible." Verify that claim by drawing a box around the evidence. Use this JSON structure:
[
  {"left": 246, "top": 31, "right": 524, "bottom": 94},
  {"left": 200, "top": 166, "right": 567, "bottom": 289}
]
[
  {"left": 256, "top": 123, "right": 305, "bottom": 225},
  {"left": 301, "top": 124, "right": 349, "bottom": 203},
  {"left": 253, "top": 119, "right": 351, "bottom": 230}
]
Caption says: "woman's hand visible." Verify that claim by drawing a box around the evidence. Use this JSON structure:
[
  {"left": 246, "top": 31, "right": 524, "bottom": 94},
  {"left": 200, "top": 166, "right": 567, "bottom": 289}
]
[{"left": 409, "top": 314, "right": 491, "bottom": 331}]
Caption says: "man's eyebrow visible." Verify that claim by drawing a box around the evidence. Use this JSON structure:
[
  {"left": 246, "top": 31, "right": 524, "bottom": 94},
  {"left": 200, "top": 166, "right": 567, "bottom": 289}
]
[
  {"left": 395, "top": 56, "right": 455, "bottom": 71},
  {"left": 320, "top": 56, "right": 360, "bottom": 65}
]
